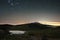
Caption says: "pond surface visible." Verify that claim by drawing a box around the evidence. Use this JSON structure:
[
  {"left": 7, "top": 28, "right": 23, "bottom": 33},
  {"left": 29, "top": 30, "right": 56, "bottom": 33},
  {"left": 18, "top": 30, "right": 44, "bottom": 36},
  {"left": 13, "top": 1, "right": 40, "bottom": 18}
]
[{"left": 9, "top": 30, "right": 26, "bottom": 34}]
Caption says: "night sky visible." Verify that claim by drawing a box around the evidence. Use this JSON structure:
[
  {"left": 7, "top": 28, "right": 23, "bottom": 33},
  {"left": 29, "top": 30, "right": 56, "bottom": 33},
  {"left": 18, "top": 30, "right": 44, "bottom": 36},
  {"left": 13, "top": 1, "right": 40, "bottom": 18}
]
[{"left": 0, "top": 0, "right": 60, "bottom": 26}]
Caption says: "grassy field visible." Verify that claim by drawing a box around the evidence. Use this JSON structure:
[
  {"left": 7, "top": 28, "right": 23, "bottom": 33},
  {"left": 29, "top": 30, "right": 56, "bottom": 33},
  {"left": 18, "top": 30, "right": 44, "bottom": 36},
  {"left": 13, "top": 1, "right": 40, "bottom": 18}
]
[{"left": 0, "top": 29, "right": 60, "bottom": 40}]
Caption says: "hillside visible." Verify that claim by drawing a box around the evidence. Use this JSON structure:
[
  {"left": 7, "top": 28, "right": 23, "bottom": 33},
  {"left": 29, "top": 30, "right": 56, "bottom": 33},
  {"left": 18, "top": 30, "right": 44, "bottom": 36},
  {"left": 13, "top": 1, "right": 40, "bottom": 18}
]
[
  {"left": 9, "top": 22, "right": 53, "bottom": 30},
  {"left": 0, "top": 22, "right": 60, "bottom": 40}
]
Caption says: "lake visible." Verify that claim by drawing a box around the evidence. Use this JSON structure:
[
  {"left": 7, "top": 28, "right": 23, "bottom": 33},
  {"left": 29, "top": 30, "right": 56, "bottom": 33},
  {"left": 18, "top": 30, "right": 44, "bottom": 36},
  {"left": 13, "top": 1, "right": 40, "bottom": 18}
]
[{"left": 9, "top": 30, "right": 26, "bottom": 34}]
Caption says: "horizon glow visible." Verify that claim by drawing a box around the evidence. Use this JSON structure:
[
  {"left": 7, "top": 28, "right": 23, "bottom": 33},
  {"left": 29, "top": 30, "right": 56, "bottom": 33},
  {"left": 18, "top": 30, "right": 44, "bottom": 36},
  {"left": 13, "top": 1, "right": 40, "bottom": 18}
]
[{"left": 39, "top": 21, "right": 60, "bottom": 26}]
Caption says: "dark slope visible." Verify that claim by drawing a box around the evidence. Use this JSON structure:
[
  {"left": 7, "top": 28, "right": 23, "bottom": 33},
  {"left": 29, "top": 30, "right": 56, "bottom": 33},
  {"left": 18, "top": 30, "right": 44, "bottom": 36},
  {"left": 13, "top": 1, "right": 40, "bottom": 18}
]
[
  {"left": 15, "top": 22, "right": 53, "bottom": 30},
  {"left": 0, "top": 24, "right": 13, "bottom": 30},
  {"left": 0, "top": 22, "right": 56, "bottom": 30}
]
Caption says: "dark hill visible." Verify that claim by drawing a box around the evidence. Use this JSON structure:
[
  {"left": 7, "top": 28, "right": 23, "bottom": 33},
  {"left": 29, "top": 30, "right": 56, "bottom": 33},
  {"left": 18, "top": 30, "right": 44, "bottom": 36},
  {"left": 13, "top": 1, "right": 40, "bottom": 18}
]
[
  {"left": 0, "top": 24, "right": 13, "bottom": 30},
  {"left": 16, "top": 22, "right": 53, "bottom": 30},
  {"left": 0, "top": 22, "right": 56, "bottom": 30}
]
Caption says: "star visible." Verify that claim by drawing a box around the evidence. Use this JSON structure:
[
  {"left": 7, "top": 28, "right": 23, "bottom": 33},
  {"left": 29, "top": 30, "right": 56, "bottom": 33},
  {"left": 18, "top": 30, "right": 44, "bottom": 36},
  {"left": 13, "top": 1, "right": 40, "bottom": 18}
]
[
  {"left": 8, "top": 0, "right": 10, "bottom": 3},
  {"left": 10, "top": 3, "right": 14, "bottom": 6}
]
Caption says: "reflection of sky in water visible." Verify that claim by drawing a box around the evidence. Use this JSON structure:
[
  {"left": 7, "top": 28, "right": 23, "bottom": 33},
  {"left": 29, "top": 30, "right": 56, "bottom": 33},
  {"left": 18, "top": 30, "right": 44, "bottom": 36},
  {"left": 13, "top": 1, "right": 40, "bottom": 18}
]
[{"left": 9, "top": 30, "right": 26, "bottom": 34}]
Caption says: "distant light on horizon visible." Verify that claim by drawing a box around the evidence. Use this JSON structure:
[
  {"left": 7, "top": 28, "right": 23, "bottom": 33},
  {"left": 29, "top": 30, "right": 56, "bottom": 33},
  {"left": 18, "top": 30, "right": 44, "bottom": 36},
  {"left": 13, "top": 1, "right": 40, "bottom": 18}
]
[
  {"left": 0, "top": 21, "right": 60, "bottom": 26},
  {"left": 39, "top": 21, "right": 60, "bottom": 26}
]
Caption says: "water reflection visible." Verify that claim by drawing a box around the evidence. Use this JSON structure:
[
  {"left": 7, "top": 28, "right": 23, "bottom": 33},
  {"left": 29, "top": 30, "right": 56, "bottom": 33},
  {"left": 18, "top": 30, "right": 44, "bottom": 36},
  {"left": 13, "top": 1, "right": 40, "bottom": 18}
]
[{"left": 9, "top": 30, "right": 26, "bottom": 34}]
